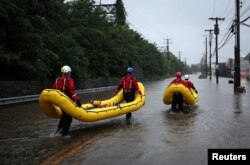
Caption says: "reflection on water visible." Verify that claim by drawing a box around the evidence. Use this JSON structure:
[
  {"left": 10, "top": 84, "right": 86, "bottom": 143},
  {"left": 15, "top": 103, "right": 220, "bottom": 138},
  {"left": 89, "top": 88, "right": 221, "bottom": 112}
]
[
  {"left": 40, "top": 119, "right": 133, "bottom": 165},
  {"left": 234, "top": 94, "right": 242, "bottom": 114},
  {"left": 163, "top": 106, "right": 198, "bottom": 135}
]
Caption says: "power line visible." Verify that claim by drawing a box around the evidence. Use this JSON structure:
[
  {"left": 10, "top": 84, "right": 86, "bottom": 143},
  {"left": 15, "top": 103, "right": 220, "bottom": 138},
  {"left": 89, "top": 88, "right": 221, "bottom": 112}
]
[
  {"left": 220, "top": 0, "right": 232, "bottom": 17},
  {"left": 241, "top": 22, "right": 250, "bottom": 27},
  {"left": 217, "top": 10, "right": 250, "bottom": 51},
  {"left": 241, "top": 16, "right": 250, "bottom": 23},
  {"left": 218, "top": 26, "right": 232, "bottom": 46},
  {"left": 240, "top": 6, "right": 250, "bottom": 17},
  {"left": 124, "top": 3, "right": 167, "bottom": 43},
  {"left": 218, "top": 32, "right": 234, "bottom": 50}
]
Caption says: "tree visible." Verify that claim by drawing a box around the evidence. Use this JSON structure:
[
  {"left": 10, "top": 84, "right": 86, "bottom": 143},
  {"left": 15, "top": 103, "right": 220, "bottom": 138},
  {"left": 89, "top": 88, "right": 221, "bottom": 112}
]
[
  {"left": 115, "top": 0, "right": 126, "bottom": 26},
  {"left": 0, "top": 0, "right": 182, "bottom": 81}
]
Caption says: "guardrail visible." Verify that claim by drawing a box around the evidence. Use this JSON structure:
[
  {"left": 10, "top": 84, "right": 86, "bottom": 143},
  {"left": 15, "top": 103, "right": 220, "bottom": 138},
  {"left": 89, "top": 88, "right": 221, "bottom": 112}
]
[
  {"left": 0, "top": 95, "right": 40, "bottom": 105},
  {"left": 0, "top": 86, "right": 116, "bottom": 106}
]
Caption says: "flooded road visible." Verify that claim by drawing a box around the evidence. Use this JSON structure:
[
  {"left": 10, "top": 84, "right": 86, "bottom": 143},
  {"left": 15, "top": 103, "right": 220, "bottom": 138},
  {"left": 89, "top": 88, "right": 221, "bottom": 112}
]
[{"left": 1, "top": 75, "right": 250, "bottom": 165}]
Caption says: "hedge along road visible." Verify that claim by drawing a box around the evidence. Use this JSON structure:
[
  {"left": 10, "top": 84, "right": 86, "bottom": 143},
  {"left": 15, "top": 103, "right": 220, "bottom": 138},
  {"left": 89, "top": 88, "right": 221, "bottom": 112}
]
[{"left": 0, "top": 75, "right": 250, "bottom": 165}]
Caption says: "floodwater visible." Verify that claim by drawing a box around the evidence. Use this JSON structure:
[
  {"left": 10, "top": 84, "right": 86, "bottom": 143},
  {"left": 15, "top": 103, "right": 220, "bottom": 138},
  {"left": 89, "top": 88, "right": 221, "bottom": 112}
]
[{"left": 0, "top": 75, "right": 250, "bottom": 165}]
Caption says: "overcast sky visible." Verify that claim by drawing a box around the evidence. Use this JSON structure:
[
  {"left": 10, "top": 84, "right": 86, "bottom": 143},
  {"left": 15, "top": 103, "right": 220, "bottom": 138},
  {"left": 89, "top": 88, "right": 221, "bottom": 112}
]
[{"left": 95, "top": 0, "right": 250, "bottom": 65}]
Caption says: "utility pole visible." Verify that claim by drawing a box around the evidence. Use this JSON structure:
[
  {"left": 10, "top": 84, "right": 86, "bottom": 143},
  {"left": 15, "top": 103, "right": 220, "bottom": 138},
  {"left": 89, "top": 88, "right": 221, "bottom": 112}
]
[
  {"left": 164, "top": 37, "right": 172, "bottom": 59},
  {"left": 178, "top": 51, "right": 182, "bottom": 72},
  {"left": 205, "top": 29, "right": 214, "bottom": 80},
  {"left": 205, "top": 36, "right": 208, "bottom": 77},
  {"left": 184, "top": 57, "right": 187, "bottom": 73},
  {"left": 209, "top": 17, "right": 225, "bottom": 84},
  {"left": 200, "top": 56, "right": 204, "bottom": 75},
  {"left": 178, "top": 51, "right": 181, "bottom": 61},
  {"left": 234, "top": 0, "right": 241, "bottom": 92}
]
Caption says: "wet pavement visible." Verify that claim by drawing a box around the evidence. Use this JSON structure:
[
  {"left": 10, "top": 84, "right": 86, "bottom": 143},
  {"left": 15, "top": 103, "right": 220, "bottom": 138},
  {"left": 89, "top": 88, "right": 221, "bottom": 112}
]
[{"left": 0, "top": 75, "right": 250, "bottom": 165}]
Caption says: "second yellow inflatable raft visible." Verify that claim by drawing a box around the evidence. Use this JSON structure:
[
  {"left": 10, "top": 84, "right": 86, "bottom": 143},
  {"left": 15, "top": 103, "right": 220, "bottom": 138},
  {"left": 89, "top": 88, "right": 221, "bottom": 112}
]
[
  {"left": 163, "top": 83, "right": 199, "bottom": 105},
  {"left": 39, "top": 82, "right": 146, "bottom": 122}
]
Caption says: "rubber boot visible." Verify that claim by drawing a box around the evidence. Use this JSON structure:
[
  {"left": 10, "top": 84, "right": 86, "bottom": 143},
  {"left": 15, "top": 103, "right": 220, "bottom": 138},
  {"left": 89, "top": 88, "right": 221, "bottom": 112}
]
[{"left": 126, "top": 112, "right": 132, "bottom": 119}]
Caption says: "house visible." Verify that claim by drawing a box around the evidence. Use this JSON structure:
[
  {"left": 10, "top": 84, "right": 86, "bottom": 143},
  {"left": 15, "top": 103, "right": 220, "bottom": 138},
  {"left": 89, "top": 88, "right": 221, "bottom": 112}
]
[
  {"left": 244, "top": 52, "right": 250, "bottom": 79},
  {"left": 228, "top": 57, "right": 249, "bottom": 78}
]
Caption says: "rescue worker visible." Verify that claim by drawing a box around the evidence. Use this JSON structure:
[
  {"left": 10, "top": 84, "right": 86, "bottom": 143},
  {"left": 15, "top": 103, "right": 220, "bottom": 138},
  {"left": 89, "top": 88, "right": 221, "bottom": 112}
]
[
  {"left": 169, "top": 71, "right": 185, "bottom": 111},
  {"left": 53, "top": 65, "right": 81, "bottom": 136},
  {"left": 184, "top": 74, "right": 198, "bottom": 93},
  {"left": 115, "top": 67, "right": 142, "bottom": 119}
]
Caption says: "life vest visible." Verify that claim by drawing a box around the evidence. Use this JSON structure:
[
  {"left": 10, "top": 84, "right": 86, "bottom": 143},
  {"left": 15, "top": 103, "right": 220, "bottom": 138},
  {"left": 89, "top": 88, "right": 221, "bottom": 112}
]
[
  {"left": 184, "top": 80, "right": 195, "bottom": 90},
  {"left": 185, "top": 80, "right": 192, "bottom": 88},
  {"left": 53, "top": 75, "right": 78, "bottom": 101},
  {"left": 55, "top": 76, "right": 70, "bottom": 92},
  {"left": 122, "top": 74, "right": 136, "bottom": 93},
  {"left": 171, "top": 78, "right": 184, "bottom": 84}
]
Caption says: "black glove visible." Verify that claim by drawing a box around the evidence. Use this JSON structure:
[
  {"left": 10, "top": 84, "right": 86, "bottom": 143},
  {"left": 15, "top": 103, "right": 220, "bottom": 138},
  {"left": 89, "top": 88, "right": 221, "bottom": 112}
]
[{"left": 76, "top": 99, "right": 81, "bottom": 107}]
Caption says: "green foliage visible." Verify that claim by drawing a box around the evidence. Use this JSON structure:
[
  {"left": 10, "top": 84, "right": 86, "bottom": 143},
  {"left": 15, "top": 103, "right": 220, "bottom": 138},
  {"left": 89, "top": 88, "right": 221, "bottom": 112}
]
[
  {"left": 0, "top": 0, "right": 188, "bottom": 81},
  {"left": 115, "top": 0, "right": 127, "bottom": 26}
]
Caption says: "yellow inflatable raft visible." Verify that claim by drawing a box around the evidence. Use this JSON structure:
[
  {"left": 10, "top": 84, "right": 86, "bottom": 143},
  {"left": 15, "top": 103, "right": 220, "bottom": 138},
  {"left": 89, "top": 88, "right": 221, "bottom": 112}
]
[
  {"left": 39, "top": 82, "right": 146, "bottom": 122},
  {"left": 163, "top": 83, "right": 199, "bottom": 105}
]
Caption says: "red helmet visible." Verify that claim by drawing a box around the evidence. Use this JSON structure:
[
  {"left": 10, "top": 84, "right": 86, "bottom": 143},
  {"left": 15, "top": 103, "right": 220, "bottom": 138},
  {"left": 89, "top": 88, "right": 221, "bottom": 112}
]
[{"left": 176, "top": 71, "right": 182, "bottom": 77}]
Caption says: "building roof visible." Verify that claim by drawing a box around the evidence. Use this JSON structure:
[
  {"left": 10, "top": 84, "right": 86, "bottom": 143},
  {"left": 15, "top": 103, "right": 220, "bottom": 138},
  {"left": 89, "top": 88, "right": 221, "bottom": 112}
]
[{"left": 244, "top": 52, "right": 250, "bottom": 60}]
